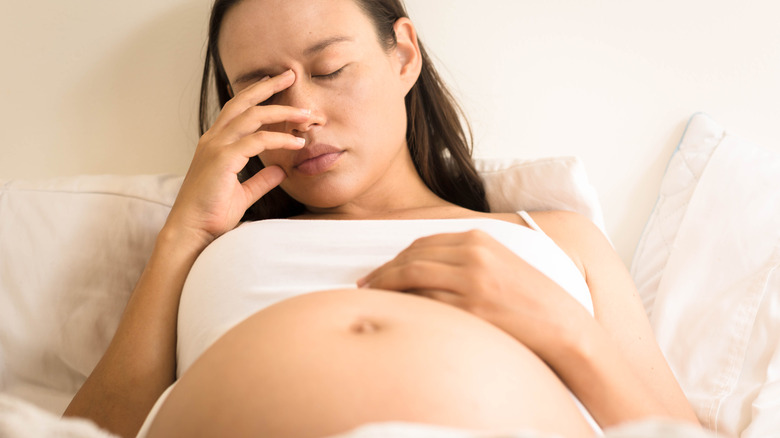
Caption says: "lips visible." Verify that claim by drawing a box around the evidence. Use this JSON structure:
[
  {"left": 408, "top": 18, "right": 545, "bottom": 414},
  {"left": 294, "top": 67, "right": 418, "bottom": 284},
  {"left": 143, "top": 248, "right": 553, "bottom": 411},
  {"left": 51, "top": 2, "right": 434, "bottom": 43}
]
[{"left": 292, "top": 143, "right": 344, "bottom": 176}]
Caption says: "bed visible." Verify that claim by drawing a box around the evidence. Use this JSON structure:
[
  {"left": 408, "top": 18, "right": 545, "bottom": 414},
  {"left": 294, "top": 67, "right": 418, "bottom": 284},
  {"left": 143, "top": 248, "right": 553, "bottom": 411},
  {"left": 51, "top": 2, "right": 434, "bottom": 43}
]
[{"left": 1, "top": 0, "right": 779, "bottom": 437}]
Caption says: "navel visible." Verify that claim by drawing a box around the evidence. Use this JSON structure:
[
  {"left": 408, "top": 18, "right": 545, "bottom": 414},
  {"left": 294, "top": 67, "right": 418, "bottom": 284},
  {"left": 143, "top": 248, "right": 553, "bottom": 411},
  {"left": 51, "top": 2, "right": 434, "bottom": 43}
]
[{"left": 349, "top": 317, "right": 381, "bottom": 334}]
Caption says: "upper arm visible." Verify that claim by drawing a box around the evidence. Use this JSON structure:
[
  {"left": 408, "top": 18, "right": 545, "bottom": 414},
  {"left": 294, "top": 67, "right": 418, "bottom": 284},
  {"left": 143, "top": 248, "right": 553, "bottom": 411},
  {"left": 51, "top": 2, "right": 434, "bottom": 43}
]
[{"left": 526, "top": 211, "right": 647, "bottom": 332}]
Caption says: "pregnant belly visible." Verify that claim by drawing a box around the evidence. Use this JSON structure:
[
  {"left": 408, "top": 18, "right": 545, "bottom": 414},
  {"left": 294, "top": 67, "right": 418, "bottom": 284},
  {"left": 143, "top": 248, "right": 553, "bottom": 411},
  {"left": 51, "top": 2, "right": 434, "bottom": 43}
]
[{"left": 146, "top": 289, "right": 593, "bottom": 438}]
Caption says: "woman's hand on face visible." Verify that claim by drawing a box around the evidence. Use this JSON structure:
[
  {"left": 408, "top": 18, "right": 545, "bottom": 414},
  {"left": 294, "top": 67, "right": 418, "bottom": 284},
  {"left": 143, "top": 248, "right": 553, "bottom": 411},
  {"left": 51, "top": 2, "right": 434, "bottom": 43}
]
[
  {"left": 357, "top": 230, "right": 592, "bottom": 360},
  {"left": 165, "top": 70, "right": 311, "bottom": 247}
]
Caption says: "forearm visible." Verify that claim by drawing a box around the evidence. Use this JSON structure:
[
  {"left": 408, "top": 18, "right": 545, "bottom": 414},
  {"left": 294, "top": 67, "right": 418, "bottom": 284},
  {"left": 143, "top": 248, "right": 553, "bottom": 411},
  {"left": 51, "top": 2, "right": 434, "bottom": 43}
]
[
  {"left": 593, "top": 297, "right": 701, "bottom": 425},
  {"left": 547, "top": 318, "right": 699, "bottom": 428},
  {"left": 63, "top": 225, "right": 209, "bottom": 438}
]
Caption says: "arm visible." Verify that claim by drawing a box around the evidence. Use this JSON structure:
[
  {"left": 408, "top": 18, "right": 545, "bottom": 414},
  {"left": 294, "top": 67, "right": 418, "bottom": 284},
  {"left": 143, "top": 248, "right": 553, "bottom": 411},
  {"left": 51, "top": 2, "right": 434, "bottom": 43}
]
[
  {"left": 529, "top": 211, "right": 700, "bottom": 426},
  {"left": 62, "top": 226, "right": 209, "bottom": 438},
  {"left": 62, "top": 71, "right": 311, "bottom": 438},
  {"left": 358, "top": 212, "right": 700, "bottom": 428}
]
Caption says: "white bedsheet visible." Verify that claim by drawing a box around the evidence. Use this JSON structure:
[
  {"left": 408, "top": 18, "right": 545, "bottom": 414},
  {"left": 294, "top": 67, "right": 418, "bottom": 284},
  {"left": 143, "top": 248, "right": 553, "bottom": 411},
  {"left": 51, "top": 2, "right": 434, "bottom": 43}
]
[{"left": 0, "top": 392, "right": 718, "bottom": 438}]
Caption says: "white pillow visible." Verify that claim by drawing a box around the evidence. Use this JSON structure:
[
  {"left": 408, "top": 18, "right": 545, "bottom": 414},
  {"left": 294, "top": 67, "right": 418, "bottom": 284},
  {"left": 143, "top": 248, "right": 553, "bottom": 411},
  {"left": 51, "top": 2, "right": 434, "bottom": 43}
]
[
  {"left": 0, "top": 175, "right": 183, "bottom": 393},
  {"left": 0, "top": 157, "right": 603, "bottom": 396},
  {"left": 476, "top": 157, "right": 606, "bottom": 232},
  {"left": 630, "top": 113, "right": 780, "bottom": 437}
]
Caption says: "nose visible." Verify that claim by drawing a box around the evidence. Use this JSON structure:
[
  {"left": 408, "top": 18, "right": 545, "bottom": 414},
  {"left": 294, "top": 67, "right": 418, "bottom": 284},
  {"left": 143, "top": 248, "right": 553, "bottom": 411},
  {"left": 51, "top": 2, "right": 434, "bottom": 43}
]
[
  {"left": 277, "top": 77, "right": 326, "bottom": 134},
  {"left": 288, "top": 110, "right": 325, "bottom": 135}
]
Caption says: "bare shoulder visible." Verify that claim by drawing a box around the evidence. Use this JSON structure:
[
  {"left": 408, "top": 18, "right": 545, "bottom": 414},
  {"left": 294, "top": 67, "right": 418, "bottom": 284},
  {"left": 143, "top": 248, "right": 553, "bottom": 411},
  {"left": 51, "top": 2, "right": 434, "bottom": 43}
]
[
  {"left": 523, "top": 210, "right": 615, "bottom": 279},
  {"left": 523, "top": 210, "right": 601, "bottom": 236}
]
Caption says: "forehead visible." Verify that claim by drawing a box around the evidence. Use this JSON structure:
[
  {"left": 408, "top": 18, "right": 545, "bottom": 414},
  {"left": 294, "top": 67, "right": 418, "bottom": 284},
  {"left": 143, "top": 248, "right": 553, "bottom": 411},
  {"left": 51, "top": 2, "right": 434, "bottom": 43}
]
[{"left": 219, "top": 0, "right": 377, "bottom": 71}]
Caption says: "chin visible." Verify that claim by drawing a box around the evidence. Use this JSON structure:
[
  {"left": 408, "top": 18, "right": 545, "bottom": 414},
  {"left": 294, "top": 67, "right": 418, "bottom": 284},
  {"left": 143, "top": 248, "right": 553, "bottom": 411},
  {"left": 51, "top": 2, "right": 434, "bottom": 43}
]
[{"left": 284, "top": 186, "right": 354, "bottom": 212}]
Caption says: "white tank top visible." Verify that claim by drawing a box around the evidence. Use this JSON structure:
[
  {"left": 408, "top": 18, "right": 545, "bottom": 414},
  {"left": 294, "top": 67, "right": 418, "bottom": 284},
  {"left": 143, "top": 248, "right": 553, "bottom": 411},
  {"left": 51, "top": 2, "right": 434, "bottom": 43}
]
[{"left": 177, "top": 212, "right": 594, "bottom": 376}]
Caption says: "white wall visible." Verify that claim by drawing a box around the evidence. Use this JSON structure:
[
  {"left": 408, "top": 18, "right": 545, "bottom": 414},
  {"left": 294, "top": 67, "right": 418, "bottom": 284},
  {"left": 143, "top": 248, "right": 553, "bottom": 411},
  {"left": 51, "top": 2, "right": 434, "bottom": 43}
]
[
  {"left": 2, "top": 0, "right": 779, "bottom": 266},
  {"left": 0, "top": 0, "right": 212, "bottom": 178}
]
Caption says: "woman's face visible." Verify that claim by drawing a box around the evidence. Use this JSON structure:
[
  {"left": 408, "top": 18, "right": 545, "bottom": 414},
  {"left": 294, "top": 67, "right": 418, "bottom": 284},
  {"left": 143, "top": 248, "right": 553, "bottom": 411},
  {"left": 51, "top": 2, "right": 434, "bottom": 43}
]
[{"left": 219, "top": 0, "right": 421, "bottom": 212}]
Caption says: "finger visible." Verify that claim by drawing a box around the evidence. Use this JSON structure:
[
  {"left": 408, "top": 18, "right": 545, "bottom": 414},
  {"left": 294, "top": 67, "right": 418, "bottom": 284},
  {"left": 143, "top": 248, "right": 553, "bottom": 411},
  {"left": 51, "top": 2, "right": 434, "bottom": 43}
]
[
  {"left": 231, "top": 130, "right": 306, "bottom": 160},
  {"left": 357, "top": 245, "right": 472, "bottom": 288},
  {"left": 214, "top": 70, "right": 297, "bottom": 129},
  {"left": 241, "top": 165, "right": 286, "bottom": 205},
  {"left": 402, "top": 230, "right": 506, "bottom": 268},
  {"left": 239, "top": 69, "right": 295, "bottom": 105},
  {"left": 225, "top": 105, "right": 312, "bottom": 142},
  {"left": 360, "top": 260, "right": 467, "bottom": 294},
  {"left": 400, "top": 288, "right": 469, "bottom": 312},
  {"left": 391, "top": 244, "right": 471, "bottom": 268},
  {"left": 406, "top": 288, "right": 463, "bottom": 306}
]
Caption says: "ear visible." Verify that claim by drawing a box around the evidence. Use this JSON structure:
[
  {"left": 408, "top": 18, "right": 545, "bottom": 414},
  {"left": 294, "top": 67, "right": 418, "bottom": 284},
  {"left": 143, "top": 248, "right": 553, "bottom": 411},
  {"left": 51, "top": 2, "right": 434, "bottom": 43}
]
[{"left": 392, "top": 18, "right": 422, "bottom": 95}]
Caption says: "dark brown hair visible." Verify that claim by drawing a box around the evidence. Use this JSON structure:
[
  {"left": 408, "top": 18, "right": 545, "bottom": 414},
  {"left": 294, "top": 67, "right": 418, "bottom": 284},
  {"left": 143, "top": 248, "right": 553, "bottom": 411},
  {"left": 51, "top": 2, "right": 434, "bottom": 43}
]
[{"left": 199, "top": 0, "right": 489, "bottom": 220}]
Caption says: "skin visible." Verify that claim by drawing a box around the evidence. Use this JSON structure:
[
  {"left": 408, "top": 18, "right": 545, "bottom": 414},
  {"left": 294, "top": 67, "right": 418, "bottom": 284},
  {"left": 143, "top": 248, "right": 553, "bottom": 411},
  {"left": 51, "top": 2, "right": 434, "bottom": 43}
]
[{"left": 62, "top": 0, "right": 702, "bottom": 436}]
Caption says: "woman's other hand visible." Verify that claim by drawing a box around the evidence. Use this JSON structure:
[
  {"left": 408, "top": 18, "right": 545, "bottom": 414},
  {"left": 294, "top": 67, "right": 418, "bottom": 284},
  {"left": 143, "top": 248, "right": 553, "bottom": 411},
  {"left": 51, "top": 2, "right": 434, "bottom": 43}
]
[
  {"left": 356, "top": 229, "right": 593, "bottom": 362},
  {"left": 165, "top": 70, "right": 312, "bottom": 248}
]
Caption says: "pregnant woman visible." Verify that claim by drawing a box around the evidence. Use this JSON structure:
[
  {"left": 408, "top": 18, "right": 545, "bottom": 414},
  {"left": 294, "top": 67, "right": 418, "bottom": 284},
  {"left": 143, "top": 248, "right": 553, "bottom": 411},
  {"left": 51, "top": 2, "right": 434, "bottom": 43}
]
[{"left": 63, "top": 0, "right": 700, "bottom": 437}]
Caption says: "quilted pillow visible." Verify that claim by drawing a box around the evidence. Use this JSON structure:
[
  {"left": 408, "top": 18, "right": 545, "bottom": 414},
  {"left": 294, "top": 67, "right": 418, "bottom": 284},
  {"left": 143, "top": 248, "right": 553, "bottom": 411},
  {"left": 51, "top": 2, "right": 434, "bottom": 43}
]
[{"left": 631, "top": 113, "right": 780, "bottom": 437}]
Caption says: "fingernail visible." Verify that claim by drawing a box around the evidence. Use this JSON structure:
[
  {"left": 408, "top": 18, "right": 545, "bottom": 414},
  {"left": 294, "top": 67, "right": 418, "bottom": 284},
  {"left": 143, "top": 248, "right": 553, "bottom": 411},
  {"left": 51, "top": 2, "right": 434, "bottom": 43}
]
[
  {"left": 356, "top": 277, "right": 367, "bottom": 288},
  {"left": 282, "top": 69, "right": 294, "bottom": 77},
  {"left": 300, "top": 108, "right": 312, "bottom": 116},
  {"left": 260, "top": 75, "right": 270, "bottom": 82},
  {"left": 295, "top": 137, "right": 306, "bottom": 146}
]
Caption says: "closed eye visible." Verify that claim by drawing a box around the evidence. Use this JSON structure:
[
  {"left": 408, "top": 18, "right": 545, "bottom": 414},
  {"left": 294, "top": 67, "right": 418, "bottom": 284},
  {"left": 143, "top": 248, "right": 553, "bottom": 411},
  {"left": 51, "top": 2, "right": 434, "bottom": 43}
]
[
  {"left": 314, "top": 66, "right": 346, "bottom": 80},
  {"left": 256, "top": 66, "right": 347, "bottom": 106}
]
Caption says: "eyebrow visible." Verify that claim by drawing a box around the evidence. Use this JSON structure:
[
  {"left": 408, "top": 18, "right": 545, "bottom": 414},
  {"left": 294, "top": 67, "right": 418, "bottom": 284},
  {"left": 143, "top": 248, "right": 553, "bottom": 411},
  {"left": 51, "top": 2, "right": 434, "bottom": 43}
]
[{"left": 232, "top": 36, "right": 354, "bottom": 86}]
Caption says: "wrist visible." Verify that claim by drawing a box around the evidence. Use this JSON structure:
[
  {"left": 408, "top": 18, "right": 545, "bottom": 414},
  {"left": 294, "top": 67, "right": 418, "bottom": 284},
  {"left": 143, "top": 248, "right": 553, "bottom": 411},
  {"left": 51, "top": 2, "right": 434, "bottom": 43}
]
[
  {"left": 156, "top": 222, "right": 215, "bottom": 258},
  {"left": 542, "top": 310, "right": 602, "bottom": 367}
]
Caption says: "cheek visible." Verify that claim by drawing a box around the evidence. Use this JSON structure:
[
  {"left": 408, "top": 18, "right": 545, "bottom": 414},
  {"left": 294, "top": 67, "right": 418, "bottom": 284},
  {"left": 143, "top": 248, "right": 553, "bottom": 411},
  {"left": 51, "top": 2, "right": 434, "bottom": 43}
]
[
  {"left": 332, "top": 68, "right": 407, "bottom": 142},
  {"left": 257, "top": 149, "right": 286, "bottom": 168}
]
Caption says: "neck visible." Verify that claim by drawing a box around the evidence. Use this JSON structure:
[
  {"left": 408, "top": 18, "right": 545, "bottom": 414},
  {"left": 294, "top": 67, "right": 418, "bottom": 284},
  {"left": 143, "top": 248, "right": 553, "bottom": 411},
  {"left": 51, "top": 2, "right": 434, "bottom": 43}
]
[{"left": 300, "top": 181, "right": 455, "bottom": 220}]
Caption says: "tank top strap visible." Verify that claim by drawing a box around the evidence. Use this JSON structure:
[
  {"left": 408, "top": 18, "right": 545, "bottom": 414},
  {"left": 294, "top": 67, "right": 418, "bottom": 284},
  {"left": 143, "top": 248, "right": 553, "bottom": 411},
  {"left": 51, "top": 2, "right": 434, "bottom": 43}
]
[{"left": 517, "top": 210, "right": 545, "bottom": 234}]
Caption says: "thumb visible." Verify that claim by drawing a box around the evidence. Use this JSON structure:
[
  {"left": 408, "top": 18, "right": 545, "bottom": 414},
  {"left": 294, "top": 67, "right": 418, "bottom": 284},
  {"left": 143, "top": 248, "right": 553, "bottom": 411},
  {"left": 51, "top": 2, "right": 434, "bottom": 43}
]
[{"left": 242, "top": 165, "right": 286, "bottom": 205}]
